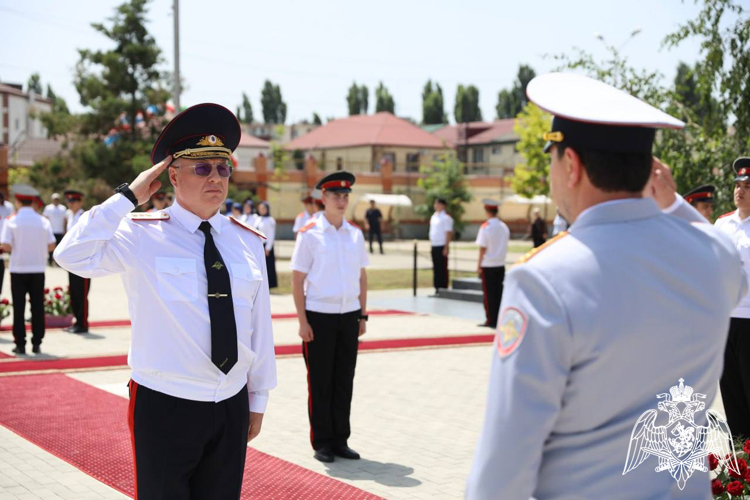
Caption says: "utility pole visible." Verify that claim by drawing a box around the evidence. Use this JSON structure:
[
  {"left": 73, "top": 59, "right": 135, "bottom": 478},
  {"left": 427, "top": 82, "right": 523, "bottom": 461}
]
[{"left": 173, "top": 0, "right": 181, "bottom": 111}]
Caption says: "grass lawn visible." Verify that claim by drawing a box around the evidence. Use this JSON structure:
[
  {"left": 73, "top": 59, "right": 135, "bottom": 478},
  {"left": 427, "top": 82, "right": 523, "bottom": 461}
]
[{"left": 272, "top": 269, "right": 476, "bottom": 295}]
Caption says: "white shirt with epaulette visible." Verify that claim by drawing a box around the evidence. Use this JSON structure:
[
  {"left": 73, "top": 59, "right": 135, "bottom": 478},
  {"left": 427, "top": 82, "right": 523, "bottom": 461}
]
[
  {"left": 475, "top": 217, "right": 510, "bottom": 268},
  {"left": 715, "top": 209, "right": 750, "bottom": 319},
  {"left": 0, "top": 207, "right": 56, "bottom": 273},
  {"left": 53, "top": 194, "right": 277, "bottom": 413},
  {"left": 290, "top": 214, "right": 369, "bottom": 314}
]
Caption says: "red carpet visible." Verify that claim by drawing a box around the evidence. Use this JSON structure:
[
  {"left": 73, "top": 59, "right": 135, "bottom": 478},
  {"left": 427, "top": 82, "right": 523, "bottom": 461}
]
[
  {"left": 0, "top": 309, "right": 415, "bottom": 332},
  {"left": 0, "top": 374, "right": 381, "bottom": 499},
  {"left": 0, "top": 351, "right": 13, "bottom": 359},
  {"left": 0, "top": 334, "right": 494, "bottom": 375}
]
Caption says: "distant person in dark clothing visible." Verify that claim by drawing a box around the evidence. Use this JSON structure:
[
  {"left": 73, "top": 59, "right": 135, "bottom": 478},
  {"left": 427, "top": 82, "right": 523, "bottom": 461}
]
[
  {"left": 364, "top": 200, "right": 384, "bottom": 254},
  {"left": 531, "top": 208, "right": 547, "bottom": 248}
]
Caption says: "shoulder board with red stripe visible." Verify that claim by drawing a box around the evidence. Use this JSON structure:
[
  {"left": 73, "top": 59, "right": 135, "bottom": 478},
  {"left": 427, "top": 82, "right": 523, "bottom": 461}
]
[
  {"left": 481, "top": 221, "right": 490, "bottom": 228},
  {"left": 6, "top": 213, "right": 16, "bottom": 220},
  {"left": 128, "top": 211, "right": 169, "bottom": 221},
  {"left": 229, "top": 216, "right": 266, "bottom": 239},
  {"left": 297, "top": 211, "right": 305, "bottom": 218},
  {"left": 515, "top": 231, "right": 569, "bottom": 265},
  {"left": 718, "top": 210, "right": 736, "bottom": 219},
  {"left": 347, "top": 220, "right": 362, "bottom": 230},
  {"left": 299, "top": 221, "right": 316, "bottom": 233}
]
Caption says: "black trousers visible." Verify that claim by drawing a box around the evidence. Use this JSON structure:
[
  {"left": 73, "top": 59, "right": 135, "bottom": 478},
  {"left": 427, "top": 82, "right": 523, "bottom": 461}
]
[
  {"left": 49, "top": 233, "right": 64, "bottom": 264},
  {"left": 302, "top": 309, "right": 360, "bottom": 450},
  {"left": 720, "top": 317, "right": 750, "bottom": 439},
  {"left": 11, "top": 272, "right": 45, "bottom": 348},
  {"left": 69, "top": 272, "right": 90, "bottom": 328},
  {"left": 368, "top": 229, "right": 383, "bottom": 253},
  {"left": 431, "top": 245, "right": 449, "bottom": 292},
  {"left": 481, "top": 266, "right": 505, "bottom": 328},
  {"left": 264, "top": 247, "right": 277, "bottom": 289},
  {"left": 128, "top": 380, "right": 249, "bottom": 500}
]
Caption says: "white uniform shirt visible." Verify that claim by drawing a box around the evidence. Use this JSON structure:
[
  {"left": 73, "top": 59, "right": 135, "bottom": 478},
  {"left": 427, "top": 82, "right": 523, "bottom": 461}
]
[
  {"left": 715, "top": 209, "right": 750, "bottom": 318},
  {"left": 0, "top": 207, "right": 56, "bottom": 273},
  {"left": 290, "top": 215, "right": 369, "bottom": 314},
  {"left": 429, "top": 210, "right": 453, "bottom": 247},
  {"left": 253, "top": 216, "right": 276, "bottom": 251},
  {"left": 43, "top": 203, "right": 68, "bottom": 234},
  {"left": 292, "top": 210, "right": 311, "bottom": 234},
  {"left": 0, "top": 200, "right": 14, "bottom": 240},
  {"left": 66, "top": 208, "right": 84, "bottom": 231},
  {"left": 475, "top": 218, "right": 510, "bottom": 268},
  {"left": 53, "top": 195, "right": 277, "bottom": 413},
  {"left": 467, "top": 198, "right": 747, "bottom": 500}
]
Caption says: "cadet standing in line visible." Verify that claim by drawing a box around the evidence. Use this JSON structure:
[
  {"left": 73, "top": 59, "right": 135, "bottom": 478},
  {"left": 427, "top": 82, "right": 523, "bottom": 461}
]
[
  {"left": 62, "top": 190, "right": 90, "bottom": 334},
  {"left": 475, "top": 199, "right": 509, "bottom": 329},
  {"left": 466, "top": 73, "right": 746, "bottom": 499},
  {"left": 292, "top": 194, "right": 314, "bottom": 236},
  {"left": 291, "top": 171, "right": 369, "bottom": 464},
  {"left": 43, "top": 193, "right": 67, "bottom": 265},
  {"left": 428, "top": 197, "right": 453, "bottom": 294},
  {"left": 54, "top": 104, "right": 276, "bottom": 499},
  {"left": 0, "top": 186, "right": 56, "bottom": 355},
  {"left": 714, "top": 157, "right": 750, "bottom": 439},
  {"left": 683, "top": 184, "right": 715, "bottom": 221}
]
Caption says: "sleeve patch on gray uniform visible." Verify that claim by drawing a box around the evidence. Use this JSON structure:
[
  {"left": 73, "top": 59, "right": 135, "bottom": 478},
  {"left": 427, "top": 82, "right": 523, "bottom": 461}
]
[{"left": 496, "top": 307, "right": 528, "bottom": 358}]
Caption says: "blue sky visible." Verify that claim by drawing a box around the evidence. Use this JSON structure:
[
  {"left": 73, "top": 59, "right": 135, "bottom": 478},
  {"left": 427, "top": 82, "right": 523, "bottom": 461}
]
[{"left": 0, "top": 0, "right": 706, "bottom": 124}]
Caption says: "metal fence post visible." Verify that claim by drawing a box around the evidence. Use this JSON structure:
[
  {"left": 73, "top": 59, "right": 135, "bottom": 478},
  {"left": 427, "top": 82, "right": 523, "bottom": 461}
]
[{"left": 413, "top": 239, "right": 418, "bottom": 297}]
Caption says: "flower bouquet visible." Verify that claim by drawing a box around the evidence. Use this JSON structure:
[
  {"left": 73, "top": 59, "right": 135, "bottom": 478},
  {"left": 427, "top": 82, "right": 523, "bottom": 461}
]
[
  {"left": 711, "top": 437, "right": 750, "bottom": 498},
  {"left": 44, "top": 286, "right": 73, "bottom": 328},
  {"left": 0, "top": 298, "right": 10, "bottom": 324}
]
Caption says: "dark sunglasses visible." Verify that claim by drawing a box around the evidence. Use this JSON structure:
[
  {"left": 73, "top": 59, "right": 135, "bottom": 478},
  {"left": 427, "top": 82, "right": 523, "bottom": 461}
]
[{"left": 172, "top": 162, "right": 233, "bottom": 178}]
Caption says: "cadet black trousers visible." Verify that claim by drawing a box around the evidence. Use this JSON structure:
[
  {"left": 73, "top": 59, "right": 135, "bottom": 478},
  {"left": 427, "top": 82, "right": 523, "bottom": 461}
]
[
  {"left": 480, "top": 266, "right": 505, "bottom": 328},
  {"left": 431, "top": 245, "right": 449, "bottom": 292},
  {"left": 128, "top": 380, "right": 249, "bottom": 500},
  {"left": 720, "top": 317, "right": 750, "bottom": 439},
  {"left": 68, "top": 272, "right": 90, "bottom": 328},
  {"left": 302, "top": 309, "right": 360, "bottom": 450},
  {"left": 368, "top": 229, "right": 383, "bottom": 254},
  {"left": 10, "top": 272, "right": 45, "bottom": 348}
]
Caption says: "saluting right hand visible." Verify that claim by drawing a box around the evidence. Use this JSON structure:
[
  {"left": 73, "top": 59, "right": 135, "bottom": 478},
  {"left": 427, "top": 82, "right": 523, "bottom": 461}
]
[
  {"left": 130, "top": 155, "right": 172, "bottom": 206},
  {"left": 299, "top": 322, "right": 314, "bottom": 342}
]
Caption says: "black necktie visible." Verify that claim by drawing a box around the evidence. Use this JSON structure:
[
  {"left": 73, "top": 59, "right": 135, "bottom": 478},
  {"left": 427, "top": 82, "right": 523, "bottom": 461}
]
[{"left": 199, "top": 221, "right": 237, "bottom": 374}]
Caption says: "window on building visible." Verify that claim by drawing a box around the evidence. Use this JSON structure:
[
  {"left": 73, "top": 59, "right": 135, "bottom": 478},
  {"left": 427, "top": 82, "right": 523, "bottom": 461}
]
[
  {"left": 336, "top": 157, "right": 343, "bottom": 171},
  {"left": 473, "top": 148, "right": 485, "bottom": 164},
  {"left": 492, "top": 147, "right": 501, "bottom": 155},
  {"left": 406, "top": 153, "right": 420, "bottom": 172}
]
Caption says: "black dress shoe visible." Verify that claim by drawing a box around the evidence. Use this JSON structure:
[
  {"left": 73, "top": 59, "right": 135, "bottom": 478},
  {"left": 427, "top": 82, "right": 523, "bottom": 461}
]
[
  {"left": 11, "top": 346, "right": 26, "bottom": 355},
  {"left": 69, "top": 325, "right": 89, "bottom": 334},
  {"left": 32, "top": 345, "right": 41, "bottom": 354},
  {"left": 332, "top": 445, "right": 360, "bottom": 460},
  {"left": 314, "top": 448, "right": 334, "bottom": 463}
]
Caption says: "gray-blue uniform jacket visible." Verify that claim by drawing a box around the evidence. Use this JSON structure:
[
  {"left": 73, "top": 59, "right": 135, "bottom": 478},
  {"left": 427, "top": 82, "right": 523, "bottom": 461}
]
[{"left": 466, "top": 197, "right": 746, "bottom": 499}]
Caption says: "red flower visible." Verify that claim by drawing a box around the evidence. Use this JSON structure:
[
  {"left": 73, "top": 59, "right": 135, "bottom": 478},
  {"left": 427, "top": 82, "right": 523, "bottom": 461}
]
[
  {"left": 55, "top": 294, "right": 61, "bottom": 300},
  {"left": 45, "top": 300, "right": 52, "bottom": 306},
  {"left": 709, "top": 453, "right": 719, "bottom": 471},
  {"left": 54, "top": 287, "right": 63, "bottom": 292},
  {"left": 44, "top": 288, "right": 50, "bottom": 294},
  {"left": 0, "top": 299, "right": 8, "bottom": 305},
  {"left": 745, "top": 467, "right": 750, "bottom": 482},
  {"left": 729, "top": 458, "right": 748, "bottom": 479},
  {"left": 711, "top": 479, "right": 724, "bottom": 495},
  {"left": 744, "top": 439, "right": 750, "bottom": 455},
  {"left": 727, "top": 481, "right": 745, "bottom": 496}
]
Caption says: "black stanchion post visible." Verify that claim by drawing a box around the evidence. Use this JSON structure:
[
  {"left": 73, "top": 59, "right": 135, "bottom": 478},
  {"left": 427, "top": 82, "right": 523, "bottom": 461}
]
[{"left": 413, "top": 239, "right": 417, "bottom": 297}]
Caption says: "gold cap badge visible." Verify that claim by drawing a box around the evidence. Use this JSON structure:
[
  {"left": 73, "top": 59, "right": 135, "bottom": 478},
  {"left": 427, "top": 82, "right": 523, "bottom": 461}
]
[{"left": 197, "top": 135, "right": 224, "bottom": 147}]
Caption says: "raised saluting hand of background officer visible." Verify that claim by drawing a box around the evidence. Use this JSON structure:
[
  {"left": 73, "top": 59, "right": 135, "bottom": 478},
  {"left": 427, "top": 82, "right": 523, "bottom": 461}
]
[{"left": 129, "top": 155, "right": 172, "bottom": 206}]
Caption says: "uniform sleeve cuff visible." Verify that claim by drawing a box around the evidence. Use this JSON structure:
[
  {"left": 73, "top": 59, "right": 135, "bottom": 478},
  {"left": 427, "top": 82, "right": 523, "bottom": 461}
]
[
  {"left": 248, "top": 391, "right": 268, "bottom": 413},
  {"left": 104, "top": 193, "right": 137, "bottom": 216},
  {"left": 662, "top": 194, "right": 682, "bottom": 214}
]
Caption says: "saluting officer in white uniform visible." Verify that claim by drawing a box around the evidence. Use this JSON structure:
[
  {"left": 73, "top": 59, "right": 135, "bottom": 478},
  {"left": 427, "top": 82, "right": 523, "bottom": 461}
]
[
  {"left": 55, "top": 104, "right": 276, "bottom": 499},
  {"left": 714, "top": 157, "right": 750, "bottom": 439},
  {"left": 466, "top": 73, "right": 747, "bottom": 500},
  {"left": 0, "top": 186, "right": 56, "bottom": 355},
  {"left": 291, "top": 171, "right": 369, "bottom": 464},
  {"left": 475, "top": 199, "right": 510, "bottom": 328}
]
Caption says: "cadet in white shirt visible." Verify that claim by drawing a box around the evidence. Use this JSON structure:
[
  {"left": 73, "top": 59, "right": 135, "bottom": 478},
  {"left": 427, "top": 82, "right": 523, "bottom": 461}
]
[
  {"left": 292, "top": 194, "right": 314, "bottom": 235},
  {"left": 54, "top": 104, "right": 276, "bottom": 499},
  {"left": 43, "top": 192, "right": 67, "bottom": 265},
  {"left": 475, "top": 199, "right": 510, "bottom": 328},
  {"left": 253, "top": 201, "right": 277, "bottom": 289},
  {"left": 291, "top": 171, "right": 369, "bottom": 464},
  {"left": 684, "top": 184, "right": 715, "bottom": 221},
  {"left": 466, "top": 73, "right": 747, "bottom": 500},
  {"left": 428, "top": 197, "right": 453, "bottom": 293},
  {"left": 60, "top": 190, "right": 90, "bottom": 334},
  {"left": 0, "top": 186, "right": 56, "bottom": 355},
  {"left": 714, "top": 157, "right": 750, "bottom": 439}
]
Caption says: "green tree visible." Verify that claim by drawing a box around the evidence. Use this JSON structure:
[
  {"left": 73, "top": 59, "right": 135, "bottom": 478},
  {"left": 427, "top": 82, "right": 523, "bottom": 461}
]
[
  {"left": 261, "top": 80, "right": 287, "bottom": 124},
  {"left": 415, "top": 153, "right": 472, "bottom": 234},
  {"left": 422, "top": 80, "right": 447, "bottom": 125},
  {"left": 496, "top": 65, "right": 536, "bottom": 119},
  {"left": 312, "top": 113, "right": 322, "bottom": 125},
  {"left": 454, "top": 84, "right": 482, "bottom": 123},
  {"left": 375, "top": 82, "right": 395, "bottom": 113},
  {"left": 238, "top": 92, "right": 253, "bottom": 124},
  {"left": 26, "top": 73, "right": 43, "bottom": 95},
  {"left": 511, "top": 103, "right": 552, "bottom": 198},
  {"left": 347, "top": 82, "right": 362, "bottom": 115},
  {"left": 360, "top": 85, "right": 368, "bottom": 114}
]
